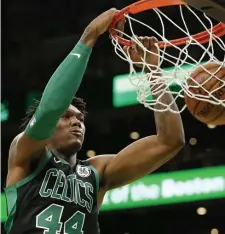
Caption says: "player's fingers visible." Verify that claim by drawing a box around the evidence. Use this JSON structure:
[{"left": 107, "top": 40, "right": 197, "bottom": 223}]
[
  {"left": 148, "top": 37, "right": 158, "bottom": 52},
  {"left": 131, "top": 44, "right": 142, "bottom": 61},
  {"left": 115, "top": 18, "right": 126, "bottom": 37},
  {"left": 190, "top": 62, "right": 219, "bottom": 78},
  {"left": 123, "top": 45, "right": 135, "bottom": 59},
  {"left": 117, "top": 18, "right": 126, "bottom": 31},
  {"left": 106, "top": 8, "right": 118, "bottom": 19},
  {"left": 149, "top": 36, "right": 158, "bottom": 46},
  {"left": 137, "top": 36, "right": 144, "bottom": 45},
  {"left": 131, "top": 43, "right": 138, "bottom": 54},
  {"left": 142, "top": 36, "right": 150, "bottom": 50},
  {"left": 191, "top": 66, "right": 204, "bottom": 78},
  {"left": 148, "top": 37, "right": 159, "bottom": 57},
  {"left": 135, "top": 36, "right": 145, "bottom": 55},
  {"left": 123, "top": 45, "right": 129, "bottom": 55}
]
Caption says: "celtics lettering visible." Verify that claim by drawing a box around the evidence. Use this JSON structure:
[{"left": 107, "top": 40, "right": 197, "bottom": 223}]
[{"left": 39, "top": 168, "right": 93, "bottom": 213}]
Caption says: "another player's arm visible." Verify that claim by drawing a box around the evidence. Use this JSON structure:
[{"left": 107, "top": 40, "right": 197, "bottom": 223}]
[
  {"left": 8, "top": 9, "right": 118, "bottom": 172},
  {"left": 90, "top": 37, "right": 185, "bottom": 191}
]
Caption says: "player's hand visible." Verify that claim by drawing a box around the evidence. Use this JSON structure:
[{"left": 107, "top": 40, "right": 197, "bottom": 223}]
[
  {"left": 123, "top": 36, "right": 159, "bottom": 70},
  {"left": 88, "top": 8, "right": 120, "bottom": 37},
  {"left": 81, "top": 8, "right": 122, "bottom": 47}
]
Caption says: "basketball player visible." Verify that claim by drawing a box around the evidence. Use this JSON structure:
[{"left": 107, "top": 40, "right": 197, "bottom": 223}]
[{"left": 4, "top": 8, "right": 185, "bottom": 234}]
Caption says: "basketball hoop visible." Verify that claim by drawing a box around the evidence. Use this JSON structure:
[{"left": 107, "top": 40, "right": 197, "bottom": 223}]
[{"left": 109, "top": 0, "right": 225, "bottom": 113}]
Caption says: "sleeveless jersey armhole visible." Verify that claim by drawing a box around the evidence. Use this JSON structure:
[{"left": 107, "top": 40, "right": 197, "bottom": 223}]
[
  {"left": 4, "top": 151, "right": 52, "bottom": 233},
  {"left": 6, "top": 150, "right": 52, "bottom": 190},
  {"left": 87, "top": 163, "right": 100, "bottom": 193}
]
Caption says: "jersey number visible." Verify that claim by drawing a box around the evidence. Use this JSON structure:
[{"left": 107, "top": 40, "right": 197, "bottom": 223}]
[{"left": 36, "top": 204, "right": 85, "bottom": 234}]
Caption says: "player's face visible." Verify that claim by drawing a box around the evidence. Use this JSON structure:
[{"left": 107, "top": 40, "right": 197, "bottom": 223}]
[{"left": 50, "top": 105, "right": 85, "bottom": 156}]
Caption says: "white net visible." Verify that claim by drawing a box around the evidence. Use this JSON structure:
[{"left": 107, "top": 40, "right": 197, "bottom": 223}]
[{"left": 111, "top": 5, "right": 225, "bottom": 113}]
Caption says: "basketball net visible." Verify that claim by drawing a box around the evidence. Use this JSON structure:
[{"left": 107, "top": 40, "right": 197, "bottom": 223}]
[{"left": 111, "top": 4, "right": 225, "bottom": 113}]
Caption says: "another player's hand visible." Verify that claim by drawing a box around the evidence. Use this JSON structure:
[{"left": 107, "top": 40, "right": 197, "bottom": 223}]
[
  {"left": 123, "top": 37, "right": 159, "bottom": 70},
  {"left": 81, "top": 8, "right": 124, "bottom": 47}
]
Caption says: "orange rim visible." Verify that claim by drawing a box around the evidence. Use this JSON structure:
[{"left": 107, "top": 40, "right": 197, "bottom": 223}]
[{"left": 109, "top": 0, "right": 225, "bottom": 47}]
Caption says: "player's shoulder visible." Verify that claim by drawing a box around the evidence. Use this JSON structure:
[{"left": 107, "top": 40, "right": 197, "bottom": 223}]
[
  {"left": 86, "top": 154, "right": 116, "bottom": 177},
  {"left": 10, "top": 132, "right": 23, "bottom": 149},
  {"left": 8, "top": 133, "right": 24, "bottom": 163},
  {"left": 87, "top": 154, "right": 116, "bottom": 165},
  {"left": 8, "top": 132, "right": 47, "bottom": 168},
  {"left": 9, "top": 132, "right": 32, "bottom": 158}
]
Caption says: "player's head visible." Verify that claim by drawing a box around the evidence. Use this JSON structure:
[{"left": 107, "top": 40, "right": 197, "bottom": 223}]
[{"left": 21, "top": 97, "right": 87, "bottom": 157}]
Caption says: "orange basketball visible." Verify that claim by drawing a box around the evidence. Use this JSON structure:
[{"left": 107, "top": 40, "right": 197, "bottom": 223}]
[{"left": 184, "top": 62, "right": 225, "bottom": 125}]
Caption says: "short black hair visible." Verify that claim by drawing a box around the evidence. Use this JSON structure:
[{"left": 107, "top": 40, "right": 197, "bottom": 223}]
[{"left": 20, "top": 97, "right": 87, "bottom": 130}]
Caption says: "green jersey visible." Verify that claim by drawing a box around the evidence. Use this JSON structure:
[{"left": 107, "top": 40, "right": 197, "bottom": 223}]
[{"left": 4, "top": 151, "right": 100, "bottom": 234}]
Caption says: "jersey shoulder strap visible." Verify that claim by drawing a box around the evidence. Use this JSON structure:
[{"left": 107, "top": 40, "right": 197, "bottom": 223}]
[
  {"left": 5, "top": 151, "right": 52, "bottom": 192},
  {"left": 4, "top": 151, "right": 52, "bottom": 233}
]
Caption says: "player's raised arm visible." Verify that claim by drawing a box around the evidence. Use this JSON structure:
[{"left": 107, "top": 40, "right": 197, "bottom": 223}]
[
  {"left": 10, "top": 9, "right": 118, "bottom": 167},
  {"left": 90, "top": 37, "right": 185, "bottom": 191}
]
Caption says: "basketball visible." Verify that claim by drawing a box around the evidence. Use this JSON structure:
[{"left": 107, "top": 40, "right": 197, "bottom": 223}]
[{"left": 184, "top": 62, "right": 225, "bottom": 125}]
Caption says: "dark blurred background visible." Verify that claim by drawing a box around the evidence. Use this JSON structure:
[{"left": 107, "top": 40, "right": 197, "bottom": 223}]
[{"left": 2, "top": 0, "right": 225, "bottom": 233}]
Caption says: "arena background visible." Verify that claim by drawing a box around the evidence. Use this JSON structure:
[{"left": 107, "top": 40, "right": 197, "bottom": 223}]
[{"left": 1, "top": 0, "right": 225, "bottom": 233}]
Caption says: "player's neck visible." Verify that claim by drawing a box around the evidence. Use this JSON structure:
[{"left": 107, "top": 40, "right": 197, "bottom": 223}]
[{"left": 50, "top": 148, "right": 77, "bottom": 167}]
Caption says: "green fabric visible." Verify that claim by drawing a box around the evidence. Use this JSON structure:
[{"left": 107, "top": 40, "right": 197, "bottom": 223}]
[
  {"left": 4, "top": 186, "right": 17, "bottom": 234},
  {"left": 10, "top": 151, "right": 52, "bottom": 189},
  {"left": 1, "top": 194, "right": 7, "bottom": 222},
  {"left": 89, "top": 164, "right": 100, "bottom": 193},
  {"left": 26, "top": 42, "right": 92, "bottom": 140},
  {"left": 4, "top": 151, "right": 52, "bottom": 233}
]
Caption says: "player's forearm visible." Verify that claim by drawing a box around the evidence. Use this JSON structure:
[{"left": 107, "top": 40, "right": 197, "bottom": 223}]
[
  {"left": 25, "top": 40, "right": 92, "bottom": 140},
  {"left": 153, "top": 91, "right": 185, "bottom": 146},
  {"left": 153, "top": 93, "right": 184, "bottom": 147}
]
